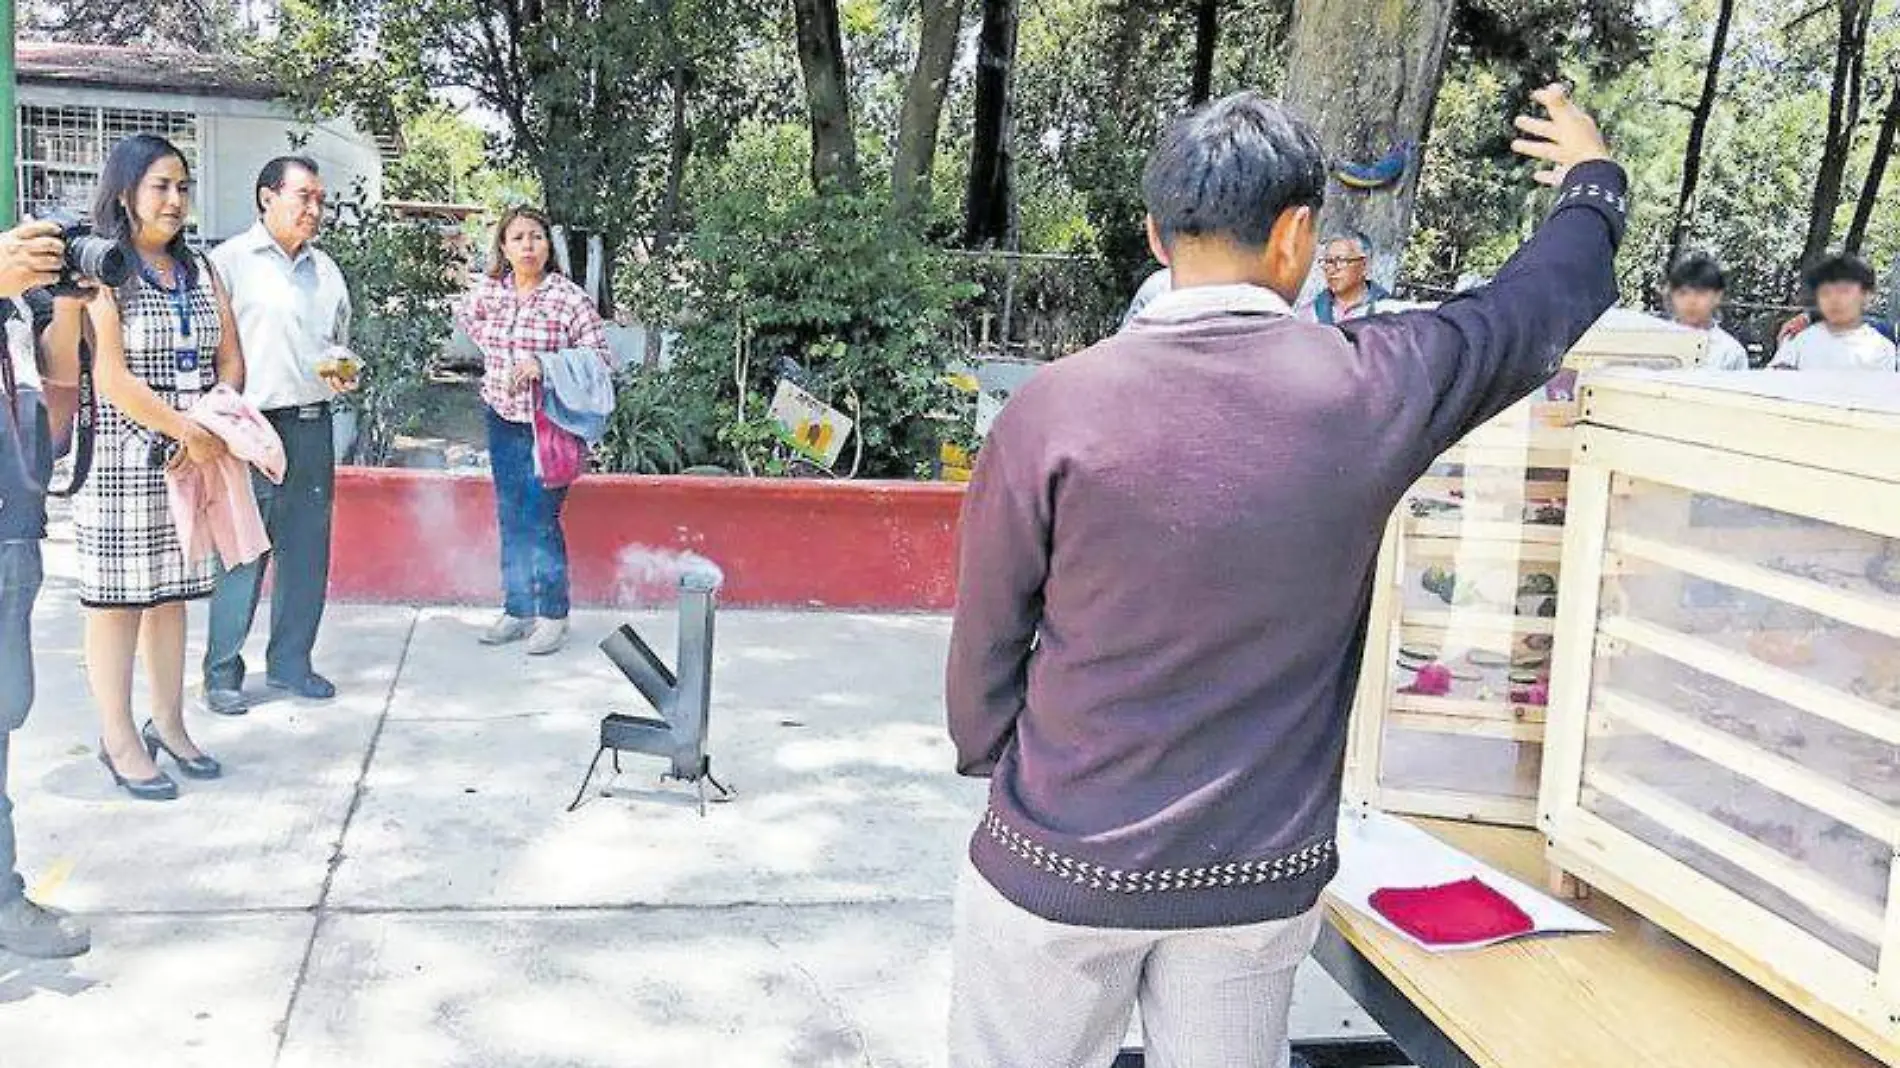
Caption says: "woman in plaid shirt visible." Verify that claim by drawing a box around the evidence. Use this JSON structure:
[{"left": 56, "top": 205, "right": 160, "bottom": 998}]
[{"left": 456, "top": 206, "right": 610, "bottom": 656}]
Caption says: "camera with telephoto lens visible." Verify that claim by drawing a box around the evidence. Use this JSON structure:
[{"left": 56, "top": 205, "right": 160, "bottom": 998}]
[{"left": 41, "top": 209, "right": 133, "bottom": 297}]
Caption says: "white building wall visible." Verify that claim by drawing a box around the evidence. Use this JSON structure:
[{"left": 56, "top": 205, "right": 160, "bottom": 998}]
[
  {"left": 204, "top": 113, "right": 382, "bottom": 239},
  {"left": 15, "top": 83, "right": 383, "bottom": 242}
]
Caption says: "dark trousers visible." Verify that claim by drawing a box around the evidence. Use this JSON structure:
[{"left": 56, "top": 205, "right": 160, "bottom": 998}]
[
  {"left": 0, "top": 541, "right": 45, "bottom": 905},
  {"left": 204, "top": 405, "right": 335, "bottom": 690},
  {"left": 486, "top": 408, "right": 570, "bottom": 620}
]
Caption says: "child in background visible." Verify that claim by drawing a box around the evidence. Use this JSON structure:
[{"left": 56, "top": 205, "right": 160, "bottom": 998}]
[
  {"left": 1771, "top": 254, "right": 1898, "bottom": 371},
  {"left": 1665, "top": 253, "right": 1750, "bottom": 369}
]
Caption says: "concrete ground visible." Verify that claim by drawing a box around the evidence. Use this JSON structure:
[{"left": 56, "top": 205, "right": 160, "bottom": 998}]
[{"left": 1, "top": 530, "right": 1380, "bottom": 1067}]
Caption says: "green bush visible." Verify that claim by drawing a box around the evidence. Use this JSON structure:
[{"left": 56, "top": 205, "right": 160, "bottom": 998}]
[
  {"left": 613, "top": 188, "right": 982, "bottom": 478},
  {"left": 321, "top": 195, "right": 465, "bottom": 465},
  {"left": 595, "top": 367, "right": 716, "bottom": 475}
]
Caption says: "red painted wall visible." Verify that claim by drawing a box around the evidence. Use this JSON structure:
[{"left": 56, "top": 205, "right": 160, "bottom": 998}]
[{"left": 329, "top": 468, "right": 966, "bottom": 610}]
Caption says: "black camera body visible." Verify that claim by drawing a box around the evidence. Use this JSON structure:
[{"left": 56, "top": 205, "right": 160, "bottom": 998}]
[{"left": 41, "top": 210, "right": 133, "bottom": 298}]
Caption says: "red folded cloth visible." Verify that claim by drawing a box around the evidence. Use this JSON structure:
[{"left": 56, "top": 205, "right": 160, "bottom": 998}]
[{"left": 1369, "top": 876, "right": 1536, "bottom": 946}]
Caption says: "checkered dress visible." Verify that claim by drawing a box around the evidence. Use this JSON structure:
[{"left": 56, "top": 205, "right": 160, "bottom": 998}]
[{"left": 73, "top": 258, "right": 221, "bottom": 608}]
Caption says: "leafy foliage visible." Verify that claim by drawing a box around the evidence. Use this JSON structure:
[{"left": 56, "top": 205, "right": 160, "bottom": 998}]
[
  {"left": 320, "top": 191, "right": 466, "bottom": 465},
  {"left": 238, "top": 0, "right": 1900, "bottom": 477},
  {"left": 596, "top": 368, "right": 712, "bottom": 474},
  {"left": 616, "top": 188, "right": 982, "bottom": 477}
]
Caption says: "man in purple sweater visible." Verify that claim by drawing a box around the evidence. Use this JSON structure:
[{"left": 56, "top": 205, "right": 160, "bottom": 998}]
[{"left": 945, "top": 85, "right": 1623, "bottom": 1066}]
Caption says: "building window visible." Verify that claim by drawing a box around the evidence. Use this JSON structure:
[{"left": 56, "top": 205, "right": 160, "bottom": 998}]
[{"left": 16, "top": 105, "right": 200, "bottom": 226}]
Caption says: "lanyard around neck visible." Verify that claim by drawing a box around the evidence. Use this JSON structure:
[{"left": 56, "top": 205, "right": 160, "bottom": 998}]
[{"left": 140, "top": 259, "right": 194, "bottom": 340}]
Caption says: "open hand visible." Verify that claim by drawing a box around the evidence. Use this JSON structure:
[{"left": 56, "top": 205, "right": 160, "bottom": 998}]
[
  {"left": 1511, "top": 84, "right": 1612, "bottom": 187},
  {"left": 0, "top": 220, "right": 64, "bottom": 298}
]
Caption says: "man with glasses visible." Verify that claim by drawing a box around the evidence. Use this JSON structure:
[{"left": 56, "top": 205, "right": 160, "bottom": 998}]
[
  {"left": 1300, "top": 230, "right": 1389, "bottom": 324},
  {"left": 203, "top": 156, "right": 356, "bottom": 715}
]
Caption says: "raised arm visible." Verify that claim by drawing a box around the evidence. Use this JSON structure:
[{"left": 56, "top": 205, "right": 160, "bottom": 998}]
[{"left": 1342, "top": 85, "right": 1627, "bottom": 462}]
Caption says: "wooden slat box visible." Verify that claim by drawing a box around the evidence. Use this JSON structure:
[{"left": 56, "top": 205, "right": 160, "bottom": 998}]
[
  {"left": 1345, "top": 315, "right": 1705, "bottom": 827},
  {"left": 1541, "top": 369, "right": 1900, "bottom": 1063}
]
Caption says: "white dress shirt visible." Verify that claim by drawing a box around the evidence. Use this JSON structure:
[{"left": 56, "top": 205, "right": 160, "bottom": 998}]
[{"left": 209, "top": 222, "right": 353, "bottom": 411}]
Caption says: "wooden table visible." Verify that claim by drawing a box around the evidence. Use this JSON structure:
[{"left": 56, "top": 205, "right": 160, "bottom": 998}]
[{"left": 1315, "top": 819, "right": 1885, "bottom": 1068}]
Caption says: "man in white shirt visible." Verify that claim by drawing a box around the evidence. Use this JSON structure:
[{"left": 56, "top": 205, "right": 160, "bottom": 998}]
[
  {"left": 1772, "top": 253, "right": 1897, "bottom": 372},
  {"left": 203, "top": 157, "right": 356, "bottom": 714},
  {"left": 1665, "top": 253, "right": 1750, "bottom": 369}
]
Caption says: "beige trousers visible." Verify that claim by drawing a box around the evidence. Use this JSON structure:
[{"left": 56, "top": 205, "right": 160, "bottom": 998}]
[{"left": 948, "top": 859, "right": 1323, "bottom": 1068}]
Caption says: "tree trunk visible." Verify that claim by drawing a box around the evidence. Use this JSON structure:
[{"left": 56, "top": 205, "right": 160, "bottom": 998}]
[
  {"left": 892, "top": 0, "right": 967, "bottom": 219},
  {"left": 1668, "top": 0, "right": 1736, "bottom": 265},
  {"left": 1190, "top": 0, "right": 1220, "bottom": 105},
  {"left": 962, "top": 0, "right": 1020, "bottom": 248},
  {"left": 646, "top": 59, "right": 694, "bottom": 369},
  {"left": 791, "top": 0, "right": 862, "bottom": 195},
  {"left": 1844, "top": 69, "right": 1900, "bottom": 255},
  {"left": 1800, "top": 0, "right": 1874, "bottom": 272},
  {"left": 1283, "top": 0, "right": 1458, "bottom": 290},
  {"left": 653, "top": 61, "right": 693, "bottom": 258}
]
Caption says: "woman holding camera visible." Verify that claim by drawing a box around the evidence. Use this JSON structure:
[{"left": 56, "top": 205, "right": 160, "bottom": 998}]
[{"left": 77, "top": 134, "right": 245, "bottom": 800}]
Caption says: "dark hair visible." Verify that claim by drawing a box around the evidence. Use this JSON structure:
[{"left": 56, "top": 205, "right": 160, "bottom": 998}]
[
  {"left": 90, "top": 133, "right": 197, "bottom": 291},
  {"left": 254, "top": 155, "right": 321, "bottom": 214},
  {"left": 1142, "top": 92, "right": 1327, "bottom": 250},
  {"left": 1805, "top": 253, "right": 1878, "bottom": 293},
  {"left": 487, "top": 205, "right": 562, "bottom": 280},
  {"left": 1321, "top": 230, "right": 1374, "bottom": 256},
  {"left": 1667, "top": 253, "right": 1726, "bottom": 292}
]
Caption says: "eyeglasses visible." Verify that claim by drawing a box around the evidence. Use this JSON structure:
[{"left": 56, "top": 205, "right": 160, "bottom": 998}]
[{"left": 1320, "top": 256, "right": 1368, "bottom": 270}]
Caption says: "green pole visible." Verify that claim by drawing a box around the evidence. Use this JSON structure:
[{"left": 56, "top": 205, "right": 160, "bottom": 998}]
[{"left": 1, "top": 0, "right": 15, "bottom": 228}]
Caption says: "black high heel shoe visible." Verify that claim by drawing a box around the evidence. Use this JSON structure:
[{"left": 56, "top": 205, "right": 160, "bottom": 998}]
[
  {"left": 141, "top": 721, "right": 222, "bottom": 780},
  {"left": 98, "top": 743, "right": 179, "bottom": 801}
]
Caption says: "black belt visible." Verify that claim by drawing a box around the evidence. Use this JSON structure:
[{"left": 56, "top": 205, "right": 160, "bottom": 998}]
[{"left": 265, "top": 402, "right": 332, "bottom": 422}]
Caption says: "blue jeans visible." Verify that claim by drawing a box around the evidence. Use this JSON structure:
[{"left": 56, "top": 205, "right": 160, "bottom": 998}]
[
  {"left": 0, "top": 541, "right": 45, "bottom": 905},
  {"left": 486, "top": 408, "right": 570, "bottom": 620}
]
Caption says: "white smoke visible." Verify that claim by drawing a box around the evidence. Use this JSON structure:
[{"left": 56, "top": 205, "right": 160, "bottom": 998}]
[{"left": 614, "top": 544, "right": 725, "bottom": 603}]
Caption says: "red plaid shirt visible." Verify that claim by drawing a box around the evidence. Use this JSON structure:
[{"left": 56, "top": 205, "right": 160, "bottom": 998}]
[{"left": 456, "top": 272, "right": 610, "bottom": 423}]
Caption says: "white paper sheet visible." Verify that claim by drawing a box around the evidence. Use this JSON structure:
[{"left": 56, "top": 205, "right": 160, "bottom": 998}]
[{"left": 1332, "top": 810, "right": 1610, "bottom": 953}]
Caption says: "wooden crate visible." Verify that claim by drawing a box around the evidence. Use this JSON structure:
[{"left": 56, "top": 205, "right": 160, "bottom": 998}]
[
  {"left": 1345, "top": 316, "right": 1705, "bottom": 827},
  {"left": 1541, "top": 370, "right": 1900, "bottom": 1063}
]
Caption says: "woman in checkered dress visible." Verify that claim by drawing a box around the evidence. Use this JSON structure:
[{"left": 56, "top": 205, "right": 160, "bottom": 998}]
[{"left": 77, "top": 135, "right": 246, "bottom": 801}]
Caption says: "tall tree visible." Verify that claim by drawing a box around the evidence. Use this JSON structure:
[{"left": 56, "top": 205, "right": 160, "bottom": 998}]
[
  {"left": 1190, "top": 0, "right": 1220, "bottom": 105},
  {"left": 1800, "top": 0, "right": 1876, "bottom": 271},
  {"left": 791, "top": 0, "right": 862, "bottom": 194},
  {"left": 892, "top": 0, "right": 968, "bottom": 218},
  {"left": 963, "top": 0, "right": 1021, "bottom": 247},
  {"left": 20, "top": 0, "right": 250, "bottom": 49},
  {"left": 1845, "top": 65, "right": 1900, "bottom": 255},
  {"left": 269, "top": 0, "right": 767, "bottom": 310},
  {"left": 1668, "top": 0, "right": 1737, "bottom": 265},
  {"left": 1284, "top": 0, "right": 1459, "bottom": 288}
]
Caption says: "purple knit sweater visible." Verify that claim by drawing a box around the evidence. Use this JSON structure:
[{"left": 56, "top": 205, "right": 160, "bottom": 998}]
[{"left": 946, "top": 161, "right": 1629, "bottom": 930}]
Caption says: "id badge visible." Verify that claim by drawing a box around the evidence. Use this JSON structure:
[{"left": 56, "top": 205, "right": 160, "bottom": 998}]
[{"left": 174, "top": 346, "right": 203, "bottom": 393}]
